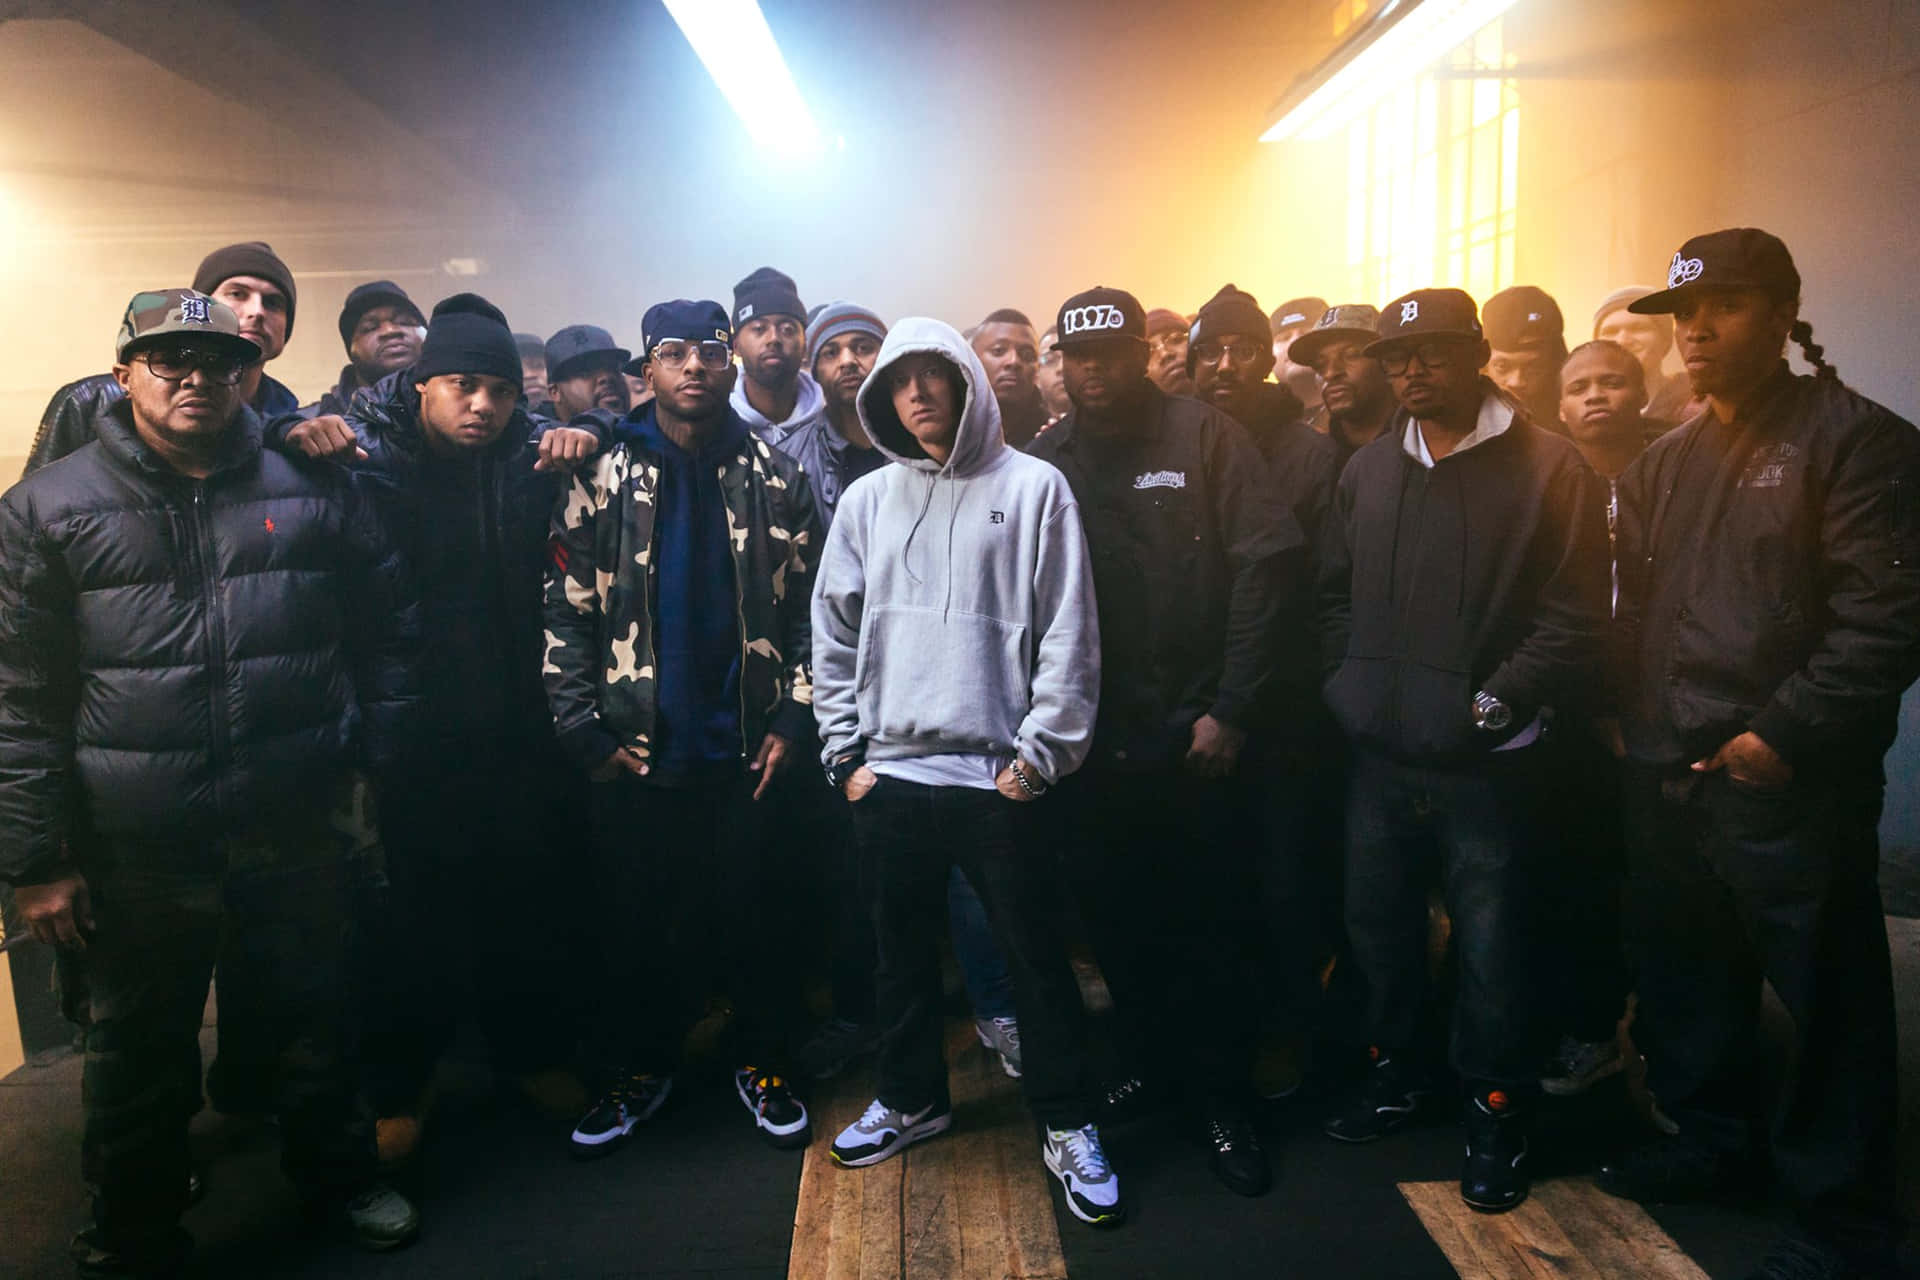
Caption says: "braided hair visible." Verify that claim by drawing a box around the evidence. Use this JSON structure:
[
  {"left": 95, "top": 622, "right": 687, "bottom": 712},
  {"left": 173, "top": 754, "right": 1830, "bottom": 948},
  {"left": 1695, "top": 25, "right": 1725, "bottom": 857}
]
[{"left": 1788, "top": 318, "right": 1839, "bottom": 381}]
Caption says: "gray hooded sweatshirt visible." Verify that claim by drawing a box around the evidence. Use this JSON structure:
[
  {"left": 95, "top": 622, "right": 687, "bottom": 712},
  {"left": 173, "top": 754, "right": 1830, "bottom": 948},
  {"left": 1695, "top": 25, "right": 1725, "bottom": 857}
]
[{"left": 811, "top": 317, "right": 1100, "bottom": 784}]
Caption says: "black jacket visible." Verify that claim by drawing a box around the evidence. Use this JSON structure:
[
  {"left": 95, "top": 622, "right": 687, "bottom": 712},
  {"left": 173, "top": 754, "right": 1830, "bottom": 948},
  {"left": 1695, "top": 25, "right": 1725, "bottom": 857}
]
[
  {"left": 0, "top": 401, "right": 417, "bottom": 885},
  {"left": 1028, "top": 384, "right": 1308, "bottom": 767},
  {"left": 1229, "top": 382, "right": 1340, "bottom": 555},
  {"left": 310, "top": 371, "right": 590, "bottom": 755},
  {"left": 1318, "top": 390, "right": 1610, "bottom": 764},
  {"left": 1614, "top": 364, "right": 1920, "bottom": 768},
  {"left": 24, "top": 371, "right": 300, "bottom": 478}
]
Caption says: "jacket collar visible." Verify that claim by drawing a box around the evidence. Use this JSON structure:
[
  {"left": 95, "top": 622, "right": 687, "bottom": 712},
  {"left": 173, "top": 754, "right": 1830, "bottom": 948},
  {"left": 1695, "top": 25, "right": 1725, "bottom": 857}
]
[
  {"left": 361, "top": 367, "right": 534, "bottom": 467},
  {"left": 97, "top": 396, "right": 264, "bottom": 479}
]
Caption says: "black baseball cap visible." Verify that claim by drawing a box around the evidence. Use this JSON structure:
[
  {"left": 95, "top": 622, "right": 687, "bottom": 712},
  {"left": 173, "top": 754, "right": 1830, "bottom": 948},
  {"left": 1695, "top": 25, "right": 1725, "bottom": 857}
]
[
  {"left": 1482, "top": 286, "right": 1564, "bottom": 351},
  {"left": 1054, "top": 286, "right": 1147, "bottom": 349},
  {"left": 628, "top": 299, "right": 733, "bottom": 373},
  {"left": 545, "top": 324, "right": 631, "bottom": 382},
  {"left": 1629, "top": 228, "right": 1801, "bottom": 315},
  {"left": 1269, "top": 296, "right": 1328, "bottom": 333},
  {"left": 1364, "top": 288, "right": 1483, "bottom": 357}
]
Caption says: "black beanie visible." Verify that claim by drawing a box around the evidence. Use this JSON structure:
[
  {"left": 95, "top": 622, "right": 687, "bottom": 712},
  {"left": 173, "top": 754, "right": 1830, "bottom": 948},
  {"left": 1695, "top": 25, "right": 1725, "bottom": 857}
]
[
  {"left": 1188, "top": 285, "right": 1271, "bottom": 372},
  {"left": 192, "top": 241, "right": 297, "bottom": 340},
  {"left": 414, "top": 293, "right": 522, "bottom": 389},
  {"left": 732, "top": 266, "right": 806, "bottom": 327},
  {"left": 338, "top": 280, "right": 422, "bottom": 349}
]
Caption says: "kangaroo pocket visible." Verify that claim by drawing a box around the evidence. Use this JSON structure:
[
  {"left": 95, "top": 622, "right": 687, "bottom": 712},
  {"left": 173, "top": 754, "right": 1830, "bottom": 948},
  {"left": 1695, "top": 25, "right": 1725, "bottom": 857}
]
[
  {"left": 855, "top": 604, "right": 1029, "bottom": 751},
  {"left": 1325, "top": 656, "right": 1475, "bottom": 759}
]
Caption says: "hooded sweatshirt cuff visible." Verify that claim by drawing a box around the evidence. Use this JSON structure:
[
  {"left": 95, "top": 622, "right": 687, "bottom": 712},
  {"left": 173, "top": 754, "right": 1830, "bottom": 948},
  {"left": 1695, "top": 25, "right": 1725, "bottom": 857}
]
[
  {"left": 1747, "top": 701, "right": 1805, "bottom": 766},
  {"left": 769, "top": 698, "right": 816, "bottom": 746}
]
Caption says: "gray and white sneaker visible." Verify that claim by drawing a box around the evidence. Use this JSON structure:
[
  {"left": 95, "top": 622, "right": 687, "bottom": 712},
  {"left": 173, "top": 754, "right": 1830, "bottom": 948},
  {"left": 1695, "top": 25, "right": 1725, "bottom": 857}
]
[
  {"left": 1043, "top": 1124, "right": 1125, "bottom": 1226},
  {"left": 830, "top": 1097, "right": 954, "bottom": 1167},
  {"left": 1540, "top": 1034, "right": 1624, "bottom": 1096},
  {"left": 975, "top": 1015, "right": 1023, "bottom": 1078},
  {"left": 345, "top": 1181, "right": 421, "bottom": 1251}
]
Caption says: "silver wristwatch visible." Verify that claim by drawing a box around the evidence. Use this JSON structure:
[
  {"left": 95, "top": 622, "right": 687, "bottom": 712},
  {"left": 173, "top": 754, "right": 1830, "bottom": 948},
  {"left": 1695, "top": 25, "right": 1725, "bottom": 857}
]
[{"left": 1472, "top": 690, "right": 1513, "bottom": 732}]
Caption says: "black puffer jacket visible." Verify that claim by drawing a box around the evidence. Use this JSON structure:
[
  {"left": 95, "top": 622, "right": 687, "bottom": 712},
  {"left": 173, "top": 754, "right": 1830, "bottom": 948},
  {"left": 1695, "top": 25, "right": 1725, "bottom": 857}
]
[
  {"left": 24, "top": 371, "right": 300, "bottom": 478},
  {"left": 0, "top": 401, "right": 417, "bottom": 885},
  {"left": 1614, "top": 364, "right": 1920, "bottom": 767},
  {"left": 320, "top": 371, "right": 586, "bottom": 753}
]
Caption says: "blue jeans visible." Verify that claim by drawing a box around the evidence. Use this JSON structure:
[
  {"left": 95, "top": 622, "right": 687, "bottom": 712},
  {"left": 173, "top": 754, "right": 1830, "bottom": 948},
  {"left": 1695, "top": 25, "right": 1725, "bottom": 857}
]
[{"left": 949, "top": 866, "right": 1016, "bottom": 1020}]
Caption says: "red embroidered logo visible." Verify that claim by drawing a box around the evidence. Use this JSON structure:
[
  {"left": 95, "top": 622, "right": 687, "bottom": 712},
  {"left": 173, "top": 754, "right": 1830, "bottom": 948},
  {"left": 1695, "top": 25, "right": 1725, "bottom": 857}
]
[{"left": 263, "top": 517, "right": 276, "bottom": 534}]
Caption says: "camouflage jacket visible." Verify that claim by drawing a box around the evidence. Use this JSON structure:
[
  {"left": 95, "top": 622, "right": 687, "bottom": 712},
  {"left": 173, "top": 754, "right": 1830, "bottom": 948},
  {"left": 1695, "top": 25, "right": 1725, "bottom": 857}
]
[{"left": 542, "top": 405, "right": 824, "bottom": 771}]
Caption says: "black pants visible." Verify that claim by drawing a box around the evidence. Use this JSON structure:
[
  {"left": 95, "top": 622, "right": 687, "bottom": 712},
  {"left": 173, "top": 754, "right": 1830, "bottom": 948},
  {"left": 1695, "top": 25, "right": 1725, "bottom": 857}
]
[
  {"left": 586, "top": 769, "right": 805, "bottom": 1076},
  {"left": 1535, "top": 727, "right": 1629, "bottom": 1044},
  {"left": 1622, "top": 763, "right": 1899, "bottom": 1250},
  {"left": 353, "top": 757, "right": 587, "bottom": 1115},
  {"left": 1061, "top": 769, "right": 1257, "bottom": 1104},
  {"left": 852, "top": 778, "right": 1091, "bottom": 1130},
  {"left": 79, "top": 811, "right": 373, "bottom": 1266},
  {"left": 1343, "top": 748, "right": 1546, "bottom": 1088}
]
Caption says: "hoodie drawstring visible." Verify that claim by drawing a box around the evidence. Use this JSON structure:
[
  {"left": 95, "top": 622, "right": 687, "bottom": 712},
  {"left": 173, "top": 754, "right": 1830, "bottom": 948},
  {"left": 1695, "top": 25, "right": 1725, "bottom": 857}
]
[{"left": 902, "top": 472, "right": 937, "bottom": 585}]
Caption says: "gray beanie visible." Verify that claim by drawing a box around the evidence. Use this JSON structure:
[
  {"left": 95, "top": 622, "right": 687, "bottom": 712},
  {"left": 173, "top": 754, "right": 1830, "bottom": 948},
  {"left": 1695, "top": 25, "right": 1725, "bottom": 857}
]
[{"left": 807, "top": 301, "right": 887, "bottom": 366}]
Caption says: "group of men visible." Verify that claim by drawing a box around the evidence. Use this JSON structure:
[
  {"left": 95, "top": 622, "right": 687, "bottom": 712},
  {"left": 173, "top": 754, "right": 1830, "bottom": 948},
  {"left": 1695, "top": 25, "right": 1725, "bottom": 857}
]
[{"left": 1, "top": 227, "right": 1914, "bottom": 1280}]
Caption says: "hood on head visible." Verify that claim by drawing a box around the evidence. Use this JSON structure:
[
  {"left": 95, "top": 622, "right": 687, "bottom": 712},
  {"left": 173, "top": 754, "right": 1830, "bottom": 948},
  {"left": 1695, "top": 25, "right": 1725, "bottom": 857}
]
[{"left": 857, "top": 317, "right": 1004, "bottom": 476}]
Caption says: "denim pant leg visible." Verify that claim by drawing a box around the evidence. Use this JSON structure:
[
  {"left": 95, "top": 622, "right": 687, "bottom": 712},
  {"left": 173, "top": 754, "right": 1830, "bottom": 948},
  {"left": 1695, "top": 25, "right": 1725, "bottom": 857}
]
[
  {"left": 856, "top": 779, "right": 954, "bottom": 1114},
  {"left": 1342, "top": 753, "right": 1436, "bottom": 1061},
  {"left": 948, "top": 865, "right": 1016, "bottom": 1020}
]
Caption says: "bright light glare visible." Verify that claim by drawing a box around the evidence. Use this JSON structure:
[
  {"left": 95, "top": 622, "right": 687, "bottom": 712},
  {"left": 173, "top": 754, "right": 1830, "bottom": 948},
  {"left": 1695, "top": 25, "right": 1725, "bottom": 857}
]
[
  {"left": 1260, "top": 0, "right": 1518, "bottom": 142},
  {"left": 662, "top": 0, "right": 822, "bottom": 152}
]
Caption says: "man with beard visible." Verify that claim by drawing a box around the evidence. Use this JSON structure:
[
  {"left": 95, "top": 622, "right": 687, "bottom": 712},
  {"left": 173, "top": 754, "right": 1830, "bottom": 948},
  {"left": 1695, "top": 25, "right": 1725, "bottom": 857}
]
[
  {"left": 1483, "top": 286, "right": 1568, "bottom": 433},
  {"left": 26, "top": 242, "right": 301, "bottom": 475},
  {"left": 545, "top": 325, "right": 634, "bottom": 421},
  {"left": 1145, "top": 308, "right": 1194, "bottom": 397},
  {"left": 1288, "top": 305, "right": 1396, "bottom": 472},
  {"left": 784, "top": 302, "right": 887, "bottom": 524},
  {"left": 729, "top": 267, "right": 826, "bottom": 447},
  {"left": 1269, "top": 296, "right": 1328, "bottom": 422},
  {"left": 1604, "top": 229, "right": 1920, "bottom": 1280},
  {"left": 970, "top": 308, "right": 1048, "bottom": 449},
  {"left": 303, "top": 281, "right": 427, "bottom": 418}
]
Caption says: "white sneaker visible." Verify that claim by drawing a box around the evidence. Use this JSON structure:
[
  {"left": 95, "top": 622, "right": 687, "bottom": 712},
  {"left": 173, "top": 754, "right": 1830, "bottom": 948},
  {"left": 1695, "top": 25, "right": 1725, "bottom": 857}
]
[
  {"left": 975, "top": 1015, "right": 1023, "bottom": 1078},
  {"left": 1043, "top": 1124, "right": 1125, "bottom": 1226},
  {"left": 829, "top": 1097, "right": 953, "bottom": 1168}
]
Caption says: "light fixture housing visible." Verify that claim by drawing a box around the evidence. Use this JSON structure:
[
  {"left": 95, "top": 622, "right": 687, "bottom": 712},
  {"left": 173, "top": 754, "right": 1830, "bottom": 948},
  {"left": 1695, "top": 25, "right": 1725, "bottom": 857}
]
[
  {"left": 1259, "top": 0, "right": 1519, "bottom": 142},
  {"left": 661, "top": 0, "right": 823, "bottom": 152}
]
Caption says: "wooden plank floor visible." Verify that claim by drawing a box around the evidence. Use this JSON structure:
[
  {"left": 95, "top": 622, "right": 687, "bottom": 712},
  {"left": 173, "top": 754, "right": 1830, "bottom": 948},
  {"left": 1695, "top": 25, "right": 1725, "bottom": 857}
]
[
  {"left": 1399, "top": 1176, "right": 1711, "bottom": 1280},
  {"left": 789, "top": 1019, "right": 1068, "bottom": 1280}
]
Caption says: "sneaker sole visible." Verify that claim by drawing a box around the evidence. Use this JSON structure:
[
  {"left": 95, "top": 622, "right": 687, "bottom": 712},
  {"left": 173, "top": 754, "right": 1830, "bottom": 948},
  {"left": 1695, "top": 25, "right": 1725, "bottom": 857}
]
[
  {"left": 1043, "top": 1148, "right": 1126, "bottom": 1227},
  {"left": 1461, "top": 1186, "right": 1528, "bottom": 1214},
  {"left": 830, "top": 1112, "right": 953, "bottom": 1168},
  {"left": 1323, "top": 1097, "right": 1426, "bottom": 1144},
  {"left": 1539, "top": 1056, "right": 1625, "bottom": 1097}
]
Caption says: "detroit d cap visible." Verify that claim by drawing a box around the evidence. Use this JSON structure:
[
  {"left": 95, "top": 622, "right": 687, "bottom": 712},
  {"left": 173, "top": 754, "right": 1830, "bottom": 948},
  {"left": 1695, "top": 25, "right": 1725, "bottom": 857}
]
[
  {"left": 1288, "top": 303, "right": 1382, "bottom": 367},
  {"left": 1054, "top": 286, "right": 1146, "bottom": 349},
  {"left": 1628, "top": 228, "right": 1801, "bottom": 315},
  {"left": 1364, "top": 288, "right": 1483, "bottom": 357},
  {"left": 115, "top": 288, "right": 261, "bottom": 364}
]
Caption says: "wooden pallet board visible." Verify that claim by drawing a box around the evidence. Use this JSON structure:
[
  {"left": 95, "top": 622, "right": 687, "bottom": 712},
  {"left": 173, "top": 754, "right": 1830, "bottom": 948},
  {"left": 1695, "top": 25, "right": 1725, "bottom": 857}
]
[{"left": 1399, "top": 1176, "right": 1709, "bottom": 1280}]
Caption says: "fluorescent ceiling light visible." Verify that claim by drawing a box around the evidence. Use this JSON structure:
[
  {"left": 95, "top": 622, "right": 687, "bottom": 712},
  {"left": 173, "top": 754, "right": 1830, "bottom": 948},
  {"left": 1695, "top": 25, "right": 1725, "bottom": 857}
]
[
  {"left": 1259, "top": 0, "right": 1519, "bottom": 142},
  {"left": 662, "top": 0, "right": 822, "bottom": 152}
]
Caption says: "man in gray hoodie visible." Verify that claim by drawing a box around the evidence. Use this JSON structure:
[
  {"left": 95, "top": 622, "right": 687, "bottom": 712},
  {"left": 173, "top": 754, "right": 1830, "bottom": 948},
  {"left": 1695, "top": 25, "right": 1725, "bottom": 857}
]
[{"left": 811, "top": 318, "right": 1122, "bottom": 1228}]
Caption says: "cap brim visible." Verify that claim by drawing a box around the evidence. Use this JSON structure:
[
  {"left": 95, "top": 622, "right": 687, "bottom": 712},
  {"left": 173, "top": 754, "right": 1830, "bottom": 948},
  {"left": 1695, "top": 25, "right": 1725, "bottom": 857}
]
[
  {"left": 551, "top": 349, "right": 632, "bottom": 382},
  {"left": 1626, "top": 287, "right": 1688, "bottom": 315},
  {"left": 1361, "top": 328, "right": 1480, "bottom": 358},
  {"left": 1288, "top": 326, "right": 1378, "bottom": 366},
  {"left": 1053, "top": 332, "right": 1148, "bottom": 351},
  {"left": 121, "top": 330, "right": 263, "bottom": 365}
]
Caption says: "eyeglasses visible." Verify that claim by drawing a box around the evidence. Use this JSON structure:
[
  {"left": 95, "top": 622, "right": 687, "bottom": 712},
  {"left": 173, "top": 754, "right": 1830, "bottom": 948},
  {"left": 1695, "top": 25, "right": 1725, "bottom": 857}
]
[
  {"left": 1192, "top": 338, "right": 1264, "bottom": 366},
  {"left": 650, "top": 339, "right": 733, "bottom": 369},
  {"left": 1377, "top": 340, "right": 1469, "bottom": 377},
  {"left": 1148, "top": 331, "right": 1189, "bottom": 354},
  {"left": 138, "top": 345, "right": 248, "bottom": 385}
]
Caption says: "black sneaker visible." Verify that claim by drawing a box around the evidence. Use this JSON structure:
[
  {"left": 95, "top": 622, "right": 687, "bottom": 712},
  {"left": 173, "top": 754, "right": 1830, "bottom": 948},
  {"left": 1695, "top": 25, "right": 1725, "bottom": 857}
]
[
  {"left": 1740, "top": 1231, "right": 1861, "bottom": 1280},
  {"left": 1203, "top": 1107, "right": 1272, "bottom": 1197},
  {"left": 569, "top": 1073, "right": 673, "bottom": 1158},
  {"left": 1323, "top": 1049, "right": 1428, "bottom": 1143},
  {"left": 796, "top": 1017, "right": 880, "bottom": 1081},
  {"left": 1460, "top": 1090, "right": 1529, "bottom": 1213},
  {"left": 735, "top": 1067, "right": 812, "bottom": 1149},
  {"left": 1597, "top": 1134, "right": 1738, "bottom": 1205},
  {"left": 1095, "top": 1076, "right": 1171, "bottom": 1126}
]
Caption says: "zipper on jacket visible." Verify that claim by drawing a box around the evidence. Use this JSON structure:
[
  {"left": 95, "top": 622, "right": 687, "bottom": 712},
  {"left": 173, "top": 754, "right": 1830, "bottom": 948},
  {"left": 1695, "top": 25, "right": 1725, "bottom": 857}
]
[{"left": 192, "top": 483, "right": 231, "bottom": 811}]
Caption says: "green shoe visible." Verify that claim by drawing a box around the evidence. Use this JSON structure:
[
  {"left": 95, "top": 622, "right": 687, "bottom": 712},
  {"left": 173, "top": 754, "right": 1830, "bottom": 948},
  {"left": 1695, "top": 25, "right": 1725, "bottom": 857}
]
[{"left": 344, "top": 1182, "right": 421, "bottom": 1251}]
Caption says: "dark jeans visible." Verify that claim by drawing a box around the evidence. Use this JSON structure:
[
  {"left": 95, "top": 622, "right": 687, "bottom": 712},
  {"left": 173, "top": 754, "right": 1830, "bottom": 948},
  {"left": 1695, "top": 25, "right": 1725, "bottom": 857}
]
[
  {"left": 1061, "top": 769, "right": 1258, "bottom": 1104},
  {"left": 353, "top": 757, "right": 587, "bottom": 1115},
  {"left": 78, "top": 805, "right": 373, "bottom": 1266},
  {"left": 585, "top": 769, "right": 805, "bottom": 1076},
  {"left": 1622, "top": 762, "right": 1899, "bottom": 1249},
  {"left": 949, "top": 866, "right": 1016, "bottom": 1020},
  {"left": 1343, "top": 747, "right": 1545, "bottom": 1088},
  {"left": 1536, "top": 727, "right": 1629, "bottom": 1044},
  {"left": 852, "top": 778, "right": 1091, "bottom": 1130}
]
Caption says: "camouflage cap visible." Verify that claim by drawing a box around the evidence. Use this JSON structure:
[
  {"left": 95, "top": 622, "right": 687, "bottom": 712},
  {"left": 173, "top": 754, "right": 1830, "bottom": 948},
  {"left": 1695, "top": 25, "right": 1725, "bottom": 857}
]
[
  {"left": 116, "top": 288, "right": 262, "bottom": 364},
  {"left": 1288, "top": 303, "right": 1382, "bottom": 367}
]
